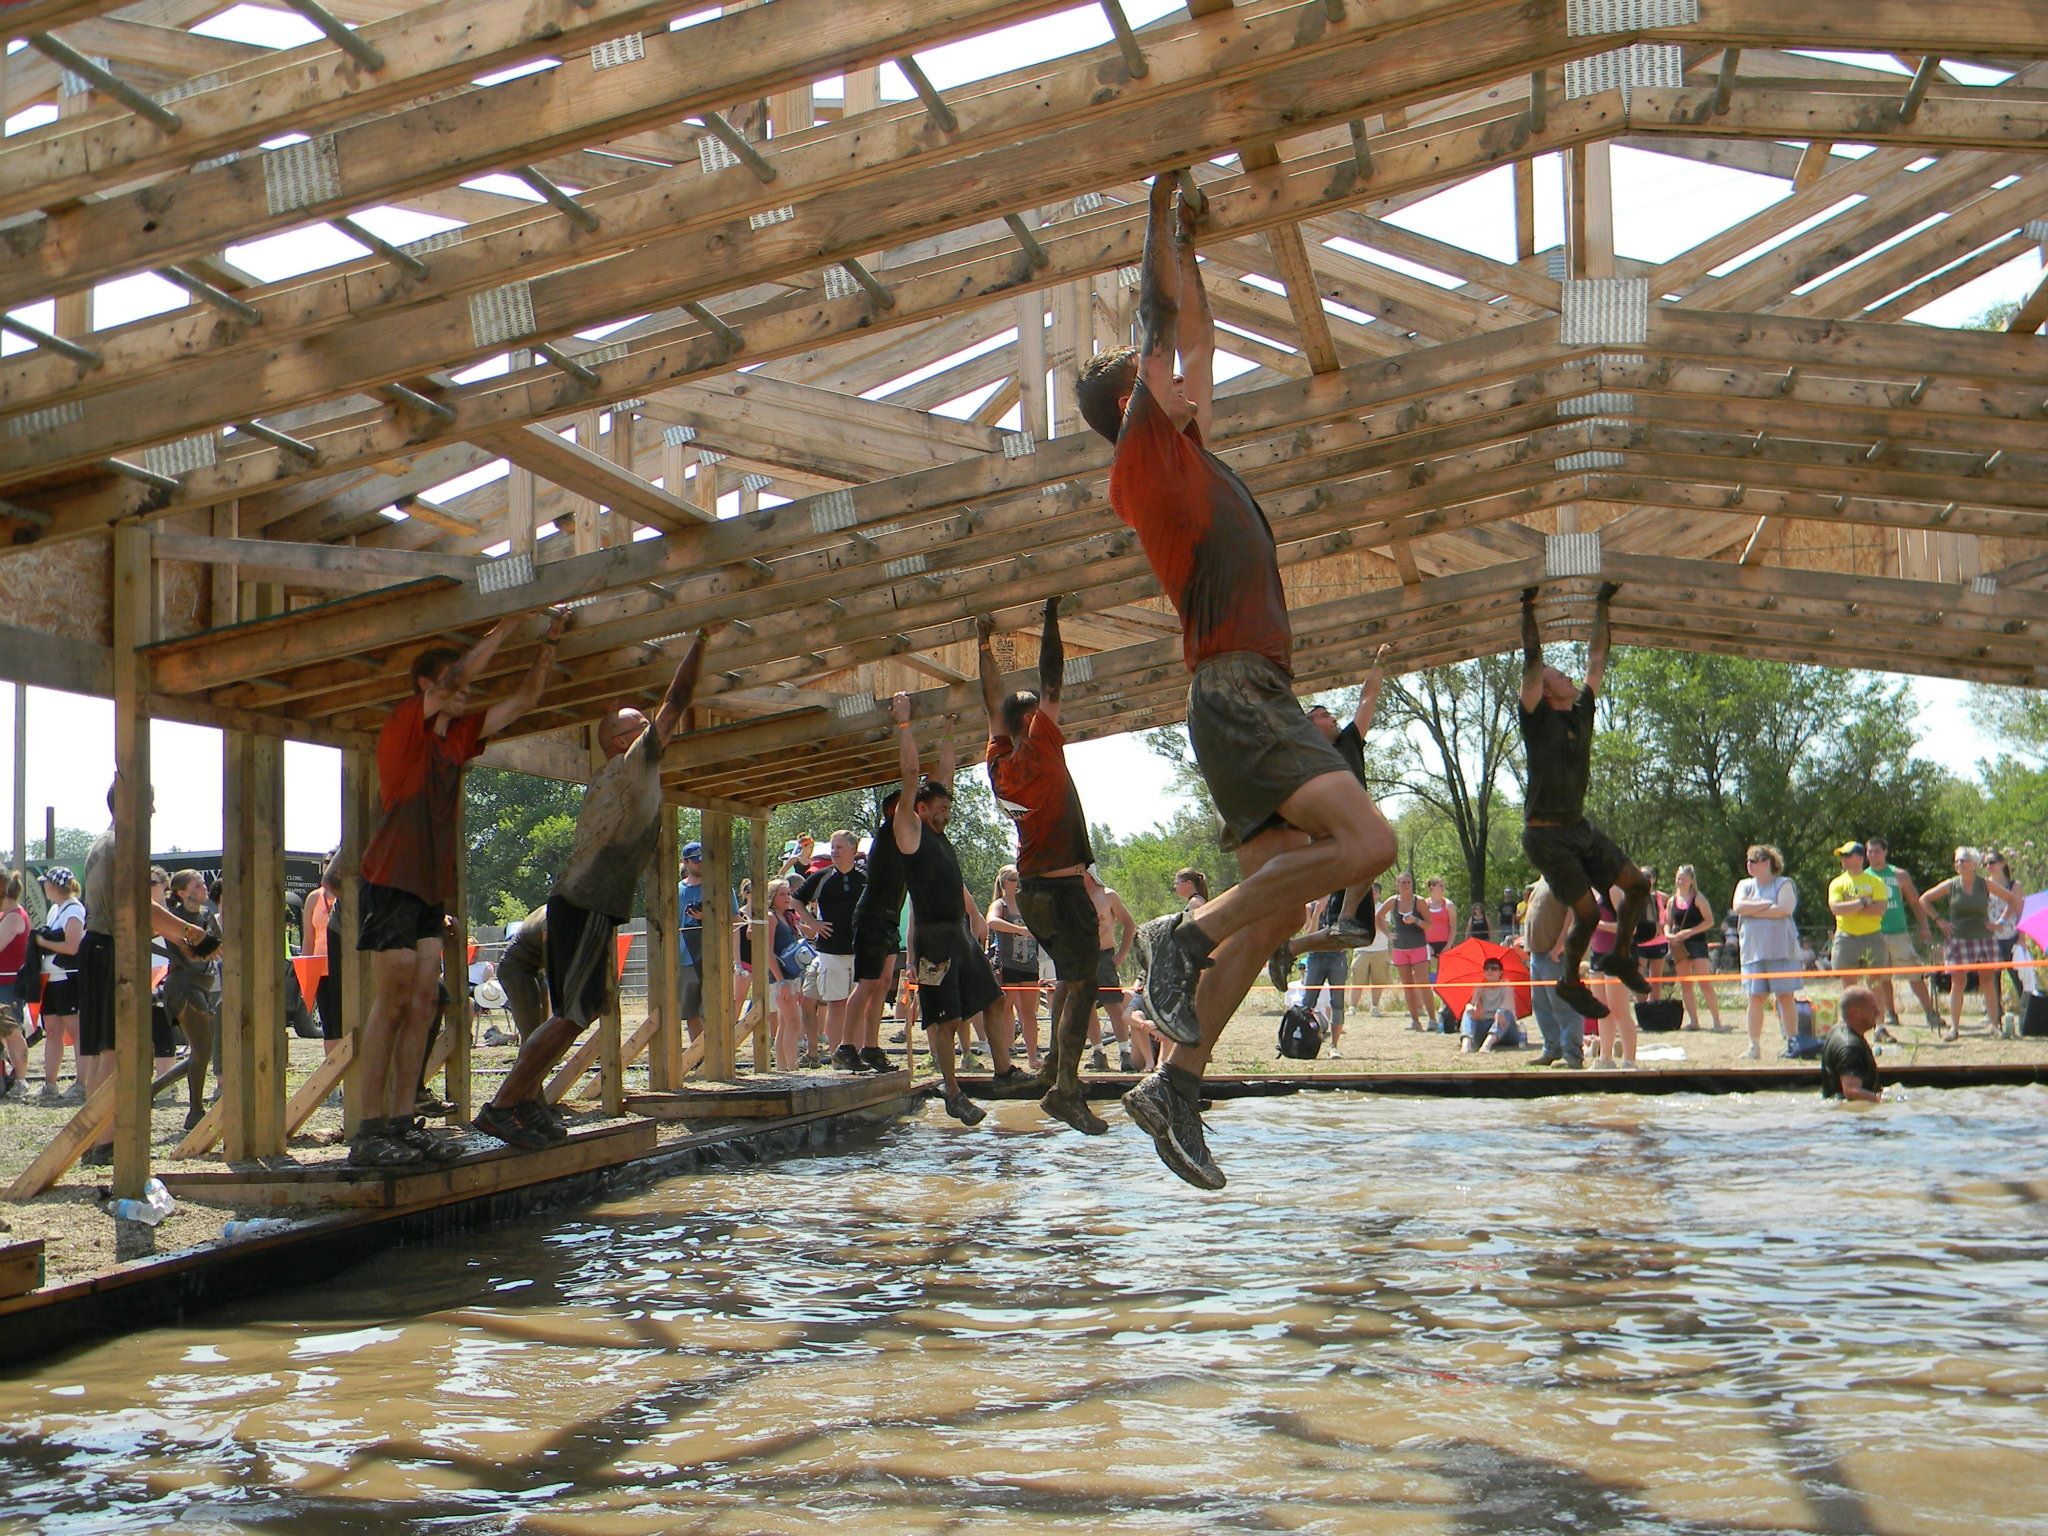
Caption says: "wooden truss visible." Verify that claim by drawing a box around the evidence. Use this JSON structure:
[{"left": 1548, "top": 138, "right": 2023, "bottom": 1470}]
[{"left": 1, "top": 0, "right": 2045, "bottom": 815}]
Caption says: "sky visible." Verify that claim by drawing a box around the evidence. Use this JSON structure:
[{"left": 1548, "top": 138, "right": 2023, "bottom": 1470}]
[{"left": 2, "top": 17, "right": 2039, "bottom": 851}]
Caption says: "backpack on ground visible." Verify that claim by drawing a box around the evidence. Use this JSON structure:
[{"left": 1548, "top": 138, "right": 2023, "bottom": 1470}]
[
  {"left": 1276, "top": 1003, "right": 1324, "bottom": 1060},
  {"left": 1636, "top": 997, "right": 1684, "bottom": 1032}
]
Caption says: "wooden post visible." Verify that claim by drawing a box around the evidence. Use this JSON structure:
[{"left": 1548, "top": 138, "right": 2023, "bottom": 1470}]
[
  {"left": 109, "top": 524, "right": 152, "bottom": 1200},
  {"left": 699, "top": 812, "right": 735, "bottom": 1080},
  {"left": 221, "top": 731, "right": 285, "bottom": 1160},
  {"left": 1512, "top": 158, "right": 1536, "bottom": 265},
  {"left": 749, "top": 813, "right": 772, "bottom": 1073},
  {"left": 646, "top": 807, "right": 682, "bottom": 1091},
  {"left": 843, "top": 65, "right": 881, "bottom": 115},
  {"left": 441, "top": 793, "right": 472, "bottom": 1121},
  {"left": 591, "top": 733, "right": 624, "bottom": 1116},
  {"left": 1566, "top": 142, "right": 1614, "bottom": 280},
  {"left": 336, "top": 748, "right": 374, "bottom": 1136},
  {"left": 1016, "top": 291, "right": 1048, "bottom": 441}
]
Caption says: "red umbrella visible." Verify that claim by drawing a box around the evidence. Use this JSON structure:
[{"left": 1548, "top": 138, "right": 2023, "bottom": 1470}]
[{"left": 1434, "top": 937, "right": 1532, "bottom": 1019}]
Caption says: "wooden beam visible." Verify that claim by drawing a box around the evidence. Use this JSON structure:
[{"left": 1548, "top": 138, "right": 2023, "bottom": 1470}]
[
  {"left": 479, "top": 424, "right": 710, "bottom": 530},
  {"left": 154, "top": 531, "right": 475, "bottom": 587},
  {"left": 646, "top": 807, "right": 682, "bottom": 1091},
  {"left": 699, "top": 814, "right": 736, "bottom": 1080},
  {"left": 110, "top": 523, "right": 152, "bottom": 1199}
]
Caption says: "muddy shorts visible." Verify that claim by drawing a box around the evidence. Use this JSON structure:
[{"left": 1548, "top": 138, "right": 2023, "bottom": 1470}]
[
  {"left": 911, "top": 923, "right": 1003, "bottom": 1026},
  {"left": 1016, "top": 875, "right": 1099, "bottom": 984},
  {"left": 544, "top": 895, "right": 617, "bottom": 1031},
  {"left": 1187, "top": 652, "right": 1353, "bottom": 850},
  {"left": 358, "top": 882, "right": 445, "bottom": 953},
  {"left": 1520, "top": 819, "right": 1629, "bottom": 910}
]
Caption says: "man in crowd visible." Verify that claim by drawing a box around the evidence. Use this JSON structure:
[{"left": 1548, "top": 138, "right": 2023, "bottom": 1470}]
[
  {"left": 1864, "top": 835, "right": 1942, "bottom": 1034},
  {"left": 890, "top": 692, "right": 1028, "bottom": 1124},
  {"left": 1085, "top": 867, "right": 1139, "bottom": 1074},
  {"left": 1300, "top": 642, "right": 1390, "bottom": 941},
  {"left": 1078, "top": 171, "right": 1395, "bottom": 1189},
  {"left": 677, "top": 841, "right": 707, "bottom": 1045},
  {"left": 352, "top": 608, "right": 566, "bottom": 1169},
  {"left": 1521, "top": 878, "right": 1586, "bottom": 1070},
  {"left": 474, "top": 630, "right": 710, "bottom": 1151},
  {"left": 1821, "top": 985, "right": 1885, "bottom": 1103},
  {"left": 1517, "top": 582, "right": 1652, "bottom": 1021},
  {"left": 799, "top": 831, "right": 878, "bottom": 1072},
  {"left": 495, "top": 904, "right": 548, "bottom": 1043},
  {"left": 1827, "top": 841, "right": 1890, "bottom": 999},
  {"left": 848, "top": 726, "right": 951, "bottom": 1079},
  {"left": 978, "top": 599, "right": 1106, "bottom": 1133}
]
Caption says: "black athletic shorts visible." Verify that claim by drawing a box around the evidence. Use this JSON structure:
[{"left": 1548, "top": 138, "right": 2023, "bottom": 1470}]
[
  {"left": 358, "top": 882, "right": 445, "bottom": 953},
  {"left": 1187, "top": 651, "right": 1354, "bottom": 849},
  {"left": 1016, "top": 874, "right": 1100, "bottom": 983},
  {"left": 544, "top": 894, "right": 617, "bottom": 1031},
  {"left": 1095, "top": 948, "right": 1121, "bottom": 990},
  {"left": 316, "top": 969, "right": 342, "bottom": 1041},
  {"left": 40, "top": 974, "right": 79, "bottom": 1017},
  {"left": 912, "top": 923, "right": 1003, "bottom": 1026},
  {"left": 1521, "top": 819, "right": 1629, "bottom": 910},
  {"left": 150, "top": 999, "right": 178, "bottom": 1058},
  {"left": 76, "top": 931, "right": 115, "bottom": 1057},
  {"left": 999, "top": 966, "right": 1039, "bottom": 988},
  {"left": 853, "top": 916, "right": 901, "bottom": 983}
]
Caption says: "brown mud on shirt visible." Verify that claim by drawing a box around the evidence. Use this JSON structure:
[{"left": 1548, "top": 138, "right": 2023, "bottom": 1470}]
[{"left": 555, "top": 728, "right": 665, "bottom": 922}]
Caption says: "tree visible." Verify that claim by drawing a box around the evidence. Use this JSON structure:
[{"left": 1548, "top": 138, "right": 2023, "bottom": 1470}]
[{"left": 465, "top": 767, "right": 585, "bottom": 926}]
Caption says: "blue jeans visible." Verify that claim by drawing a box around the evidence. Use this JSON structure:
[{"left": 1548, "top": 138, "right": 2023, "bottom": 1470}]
[
  {"left": 1529, "top": 952, "right": 1584, "bottom": 1063},
  {"left": 1303, "top": 950, "right": 1347, "bottom": 1031}
]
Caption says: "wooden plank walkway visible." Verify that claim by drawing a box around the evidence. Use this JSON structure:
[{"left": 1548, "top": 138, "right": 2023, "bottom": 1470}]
[{"left": 627, "top": 1069, "right": 910, "bottom": 1121}]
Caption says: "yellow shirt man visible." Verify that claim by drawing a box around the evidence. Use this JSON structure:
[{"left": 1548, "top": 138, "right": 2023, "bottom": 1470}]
[{"left": 1829, "top": 868, "right": 1887, "bottom": 937}]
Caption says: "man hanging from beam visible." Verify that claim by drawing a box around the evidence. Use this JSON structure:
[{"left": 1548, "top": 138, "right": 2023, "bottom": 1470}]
[
  {"left": 1075, "top": 173, "right": 1396, "bottom": 1190},
  {"left": 1516, "top": 582, "right": 1651, "bottom": 1021},
  {"left": 350, "top": 607, "right": 566, "bottom": 1170},
  {"left": 474, "top": 629, "right": 711, "bottom": 1151},
  {"left": 977, "top": 598, "right": 1107, "bottom": 1136}
]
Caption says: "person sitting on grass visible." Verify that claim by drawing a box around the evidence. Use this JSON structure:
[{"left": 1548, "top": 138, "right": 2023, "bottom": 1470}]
[{"left": 1460, "top": 959, "right": 1523, "bottom": 1053}]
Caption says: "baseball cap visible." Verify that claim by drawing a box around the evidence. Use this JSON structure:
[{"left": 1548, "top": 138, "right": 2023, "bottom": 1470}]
[
  {"left": 40, "top": 866, "right": 74, "bottom": 887},
  {"left": 1834, "top": 840, "right": 1865, "bottom": 860},
  {"left": 681, "top": 841, "right": 704, "bottom": 860}
]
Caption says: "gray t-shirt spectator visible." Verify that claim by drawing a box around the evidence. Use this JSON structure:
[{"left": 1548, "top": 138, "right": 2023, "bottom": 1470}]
[{"left": 1734, "top": 875, "right": 1799, "bottom": 963}]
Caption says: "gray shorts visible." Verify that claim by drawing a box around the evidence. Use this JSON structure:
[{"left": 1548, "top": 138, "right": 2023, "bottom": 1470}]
[
  {"left": 678, "top": 958, "right": 703, "bottom": 1019},
  {"left": 1831, "top": 931, "right": 1888, "bottom": 973},
  {"left": 1882, "top": 931, "right": 1923, "bottom": 968},
  {"left": 1186, "top": 652, "right": 1352, "bottom": 849}
]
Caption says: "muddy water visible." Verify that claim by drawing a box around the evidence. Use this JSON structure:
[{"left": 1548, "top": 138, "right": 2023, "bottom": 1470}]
[{"left": 5, "top": 1086, "right": 2047, "bottom": 1535}]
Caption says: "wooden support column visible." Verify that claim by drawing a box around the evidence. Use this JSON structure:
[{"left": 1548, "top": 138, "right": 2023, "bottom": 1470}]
[
  {"left": 1566, "top": 143, "right": 1614, "bottom": 279},
  {"left": 842, "top": 65, "right": 881, "bottom": 115},
  {"left": 440, "top": 794, "right": 472, "bottom": 1121},
  {"left": 1049, "top": 280, "right": 1087, "bottom": 437},
  {"left": 109, "top": 525, "right": 152, "bottom": 1201},
  {"left": 208, "top": 501, "right": 240, "bottom": 629},
  {"left": 590, "top": 732, "right": 624, "bottom": 1116},
  {"left": 571, "top": 410, "right": 601, "bottom": 554},
  {"left": 1512, "top": 158, "right": 1536, "bottom": 265},
  {"left": 699, "top": 813, "right": 736, "bottom": 1080},
  {"left": 749, "top": 814, "right": 772, "bottom": 1072},
  {"left": 646, "top": 807, "right": 683, "bottom": 1091},
  {"left": 221, "top": 732, "right": 285, "bottom": 1161},
  {"left": 336, "top": 749, "right": 374, "bottom": 1136},
  {"left": 1016, "top": 293, "right": 1049, "bottom": 440}
]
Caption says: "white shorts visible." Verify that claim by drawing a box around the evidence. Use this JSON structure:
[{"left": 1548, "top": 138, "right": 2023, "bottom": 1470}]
[
  {"left": 1038, "top": 947, "right": 1056, "bottom": 983},
  {"left": 811, "top": 951, "right": 856, "bottom": 1003}
]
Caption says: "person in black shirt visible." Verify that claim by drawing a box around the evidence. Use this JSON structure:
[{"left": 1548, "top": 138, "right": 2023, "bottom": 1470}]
[
  {"left": 796, "top": 831, "right": 870, "bottom": 1072},
  {"left": 1301, "top": 641, "right": 1389, "bottom": 940},
  {"left": 1821, "top": 985, "right": 1885, "bottom": 1103},
  {"left": 890, "top": 692, "right": 1026, "bottom": 1123},
  {"left": 1518, "top": 583, "right": 1650, "bottom": 1022}
]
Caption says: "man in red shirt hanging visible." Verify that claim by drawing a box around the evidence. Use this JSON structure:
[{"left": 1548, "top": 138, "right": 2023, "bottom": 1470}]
[
  {"left": 351, "top": 607, "right": 566, "bottom": 1169},
  {"left": 979, "top": 597, "right": 1105, "bottom": 1137},
  {"left": 1074, "top": 173, "right": 1396, "bottom": 1190}
]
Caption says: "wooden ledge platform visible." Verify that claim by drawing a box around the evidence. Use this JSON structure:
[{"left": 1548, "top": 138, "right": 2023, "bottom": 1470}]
[
  {"left": 155, "top": 1118, "right": 656, "bottom": 1211},
  {"left": 628, "top": 1069, "right": 912, "bottom": 1121}
]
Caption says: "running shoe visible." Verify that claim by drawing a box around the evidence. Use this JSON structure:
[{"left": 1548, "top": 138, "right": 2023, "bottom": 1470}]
[
  {"left": 1744, "top": 1042, "right": 1760, "bottom": 1060},
  {"left": 511, "top": 1098, "right": 569, "bottom": 1144},
  {"left": 394, "top": 1116, "right": 465, "bottom": 1163},
  {"left": 989, "top": 1064, "right": 1035, "bottom": 1091},
  {"left": 1552, "top": 977, "right": 1609, "bottom": 1019},
  {"left": 1121, "top": 1071, "right": 1225, "bottom": 1191},
  {"left": 1139, "top": 913, "right": 1207, "bottom": 1045},
  {"left": 942, "top": 1090, "right": 986, "bottom": 1126},
  {"left": 859, "top": 1047, "right": 896, "bottom": 1073},
  {"left": 1118, "top": 1050, "right": 1138, "bottom": 1073},
  {"left": 1532, "top": 1052, "right": 1560, "bottom": 1067},
  {"left": 1089, "top": 1048, "right": 1109, "bottom": 1072},
  {"left": 1267, "top": 945, "right": 1292, "bottom": 994},
  {"left": 414, "top": 1092, "right": 454, "bottom": 1118},
  {"left": 182, "top": 1104, "right": 205, "bottom": 1131},
  {"left": 1602, "top": 954, "right": 1652, "bottom": 997},
  {"left": 81, "top": 1143, "right": 112, "bottom": 1166},
  {"left": 474, "top": 1102, "right": 549, "bottom": 1150},
  {"left": 830, "top": 1043, "right": 864, "bottom": 1073},
  {"left": 348, "top": 1124, "right": 423, "bottom": 1168},
  {"left": 1039, "top": 1085, "right": 1109, "bottom": 1136},
  {"left": 1325, "top": 918, "right": 1375, "bottom": 942}
]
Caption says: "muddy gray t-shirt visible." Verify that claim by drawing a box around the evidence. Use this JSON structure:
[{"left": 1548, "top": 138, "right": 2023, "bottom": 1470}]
[
  {"left": 82, "top": 830, "right": 116, "bottom": 938},
  {"left": 555, "top": 731, "right": 664, "bottom": 921}
]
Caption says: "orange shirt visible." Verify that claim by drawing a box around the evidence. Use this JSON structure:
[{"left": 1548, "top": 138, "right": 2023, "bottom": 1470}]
[
  {"left": 987, "top": 709, "right": 1093, "bottom": 876},
  {"left": 359, "top": 697, "right": 487, "bottom": 903}
]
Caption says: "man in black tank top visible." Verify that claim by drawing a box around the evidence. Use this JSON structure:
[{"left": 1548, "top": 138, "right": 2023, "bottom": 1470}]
[
  {"left": 890, "top": 693, "right": 1024, "bottom": 1123},
  {"left": 846, "top": 726, "right": 951, "bottom": 1075}
]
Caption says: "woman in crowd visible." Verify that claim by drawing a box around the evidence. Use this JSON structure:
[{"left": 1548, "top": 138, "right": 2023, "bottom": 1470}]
[
  {"left": 1919, "top": 846, "right": 2022, "bottom": 1041},
  {"left": 1173, "top": 868, "right": 1208, "bottom": 912},
  {"left": 1465, "top": 901, "right": 1491, "bottom": 943},
  {"left": 1377, "top": 873, "right": 1433, "bottom": 1030},
  {"left": 160, "top": 869, "right": 222, "bottom": 1130},
  {"left": 1587, "top": 887, "right": 1637, "bottom": 1069},
  {"left": 146, "top": 868, "right": 183, "bottom": 1079},
  {"left": 1665, "top": 864, "right": 1723, "bottom": 1031},
  {"left": 1985, "top": 850, "right": 2028, "bottom": 1027},
  {"left": 33, "top": 866, "right": 84, "bottom": 1102},
  {"left": 0, "top": 873, "right": 28, "bottom": 1098},
  {"left": 1731, "top": 845, "right": 1801, "bottom": 1059},
  {"left": 1422, "top": 877, "right": 1454, "bottom": 967},
  {"left": 744, "top": 883, "right": 810, "bottom": 1071},
  {"left": 1634, "top": 865, "right": 1670, "bottom": 995},
  {"left": 986, "top": 866, "right": 1043, "bottom": 1074}
]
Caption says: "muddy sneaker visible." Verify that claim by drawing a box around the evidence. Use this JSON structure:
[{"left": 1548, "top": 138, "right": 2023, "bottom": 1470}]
[
  {"left": 1267, "top": 945, "right": 1292, "bottom": 994},
  {"left": 1040, "top": 1085, "right": 1109, "bottom": 1136},
  {"left": 512, "top": 1099, "right": 568, "bottom": 1144},
  {"left": 348, "top": 1123, "right": 423, "bottom": 1169},
  {"left": 474, "top": 1102, "right": 548, "bottom": 1150},
  {"left": 81, "top": 1143, "right": 113, "bottom": 1166},
  {"left": 1121, "top": 1071, "right": 1225, "bottom": 1191},
  {"left": 182, "top": 1104, "right": 206, "bottom": 1131},
  {"left": 1139, "top": 914, "right": 1207, "bottom": 1046},
  {"left": 1602, "top": 954, "right": 1652, "bottom": 997},
  {"left": 1325, "top": 917, "right": 1375, "bottom": 942},
  {"left": 1118, "top": 1050, "right": 1138, "bottom": 1073},
  {"left": 942, "top": 1090, "right": 986, "bottom": 1126},
  {"left": 989, "top": 1065, "right": 1035, "bottom": 1093},
  {"left": 830, "top": 1043, "right": 864, "bottom": 1072},
  {"left": 1553, "top": 977, "right": 1609, "bottom": 1019},
  {"left": 414, "top": 1092, "right": 454, "bottom": 1119},
  {"left": 1089, "top": 1047, "right": 1109, "bottom": 1072},
  {"left": 859, "top": 1046, "right": 896, "bottom": 1073},
  {"left": 394, "top": 1116, "right": 465, "bottom": 1163}
]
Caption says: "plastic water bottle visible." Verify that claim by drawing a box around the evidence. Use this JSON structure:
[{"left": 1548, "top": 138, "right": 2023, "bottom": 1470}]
[
  {"left": 221, "top": 1217, "right": 292, "bottom": 1242},
  {"left": 107, "top": 1176, "right": 176, "bottom": 1226}
]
